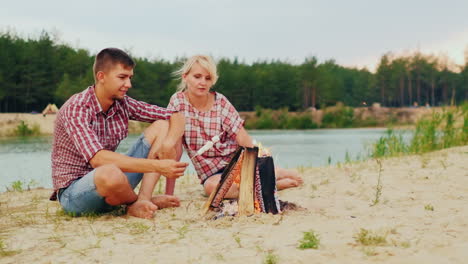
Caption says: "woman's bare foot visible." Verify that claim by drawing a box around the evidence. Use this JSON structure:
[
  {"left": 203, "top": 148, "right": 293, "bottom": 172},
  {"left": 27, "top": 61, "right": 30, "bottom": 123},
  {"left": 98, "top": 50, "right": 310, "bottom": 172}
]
[
  {"left": 276, "top": 178, "right": 300, "bottom": 190},
  {"left": 151, "top": 195, "right": 180, "bottom": 209},
  {"left": 127, "top": 200, "right": 158, "bottom": 219},
  {"left": 276, "top": 168, "right": 304, "bottom": 185},
  {"left": 287, "top": 174, "right": 303, "bottom": 185}
]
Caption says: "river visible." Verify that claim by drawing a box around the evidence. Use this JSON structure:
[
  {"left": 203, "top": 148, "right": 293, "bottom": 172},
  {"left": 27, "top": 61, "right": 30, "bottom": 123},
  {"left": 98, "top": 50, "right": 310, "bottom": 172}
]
[{"left": 0, "top": 128, "right": 388, "bottom": 192}]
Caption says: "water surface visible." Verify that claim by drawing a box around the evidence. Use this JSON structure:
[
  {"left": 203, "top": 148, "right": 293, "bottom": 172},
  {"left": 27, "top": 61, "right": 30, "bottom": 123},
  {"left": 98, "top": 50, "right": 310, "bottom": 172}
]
[{"left": 0, "top": 128, "right": 388, "bottom": 192}]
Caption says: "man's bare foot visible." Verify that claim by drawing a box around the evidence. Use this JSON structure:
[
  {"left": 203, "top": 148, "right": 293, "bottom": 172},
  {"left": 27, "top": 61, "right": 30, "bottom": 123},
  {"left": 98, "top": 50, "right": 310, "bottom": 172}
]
[
  {"left": 127, "top": 200, "right": 158, "bottom": 219},
  {"left": 276, "top": 178, "right": 300, "bottom": 190},
  {"left": 151, "top": 195, "right": 180, "bottom": 209}
]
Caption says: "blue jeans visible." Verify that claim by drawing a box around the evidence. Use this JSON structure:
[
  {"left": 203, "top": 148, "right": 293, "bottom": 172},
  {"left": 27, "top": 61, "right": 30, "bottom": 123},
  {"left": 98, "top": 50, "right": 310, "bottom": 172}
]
[{"left": 58, "top": 134, "right": 151, "bottom": 215}]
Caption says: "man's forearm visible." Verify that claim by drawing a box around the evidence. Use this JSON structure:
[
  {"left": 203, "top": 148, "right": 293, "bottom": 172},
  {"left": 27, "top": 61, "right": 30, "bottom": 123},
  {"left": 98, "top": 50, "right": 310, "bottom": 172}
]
[{"left": 89, "top": 150, "right": 161, "bottom": 173}]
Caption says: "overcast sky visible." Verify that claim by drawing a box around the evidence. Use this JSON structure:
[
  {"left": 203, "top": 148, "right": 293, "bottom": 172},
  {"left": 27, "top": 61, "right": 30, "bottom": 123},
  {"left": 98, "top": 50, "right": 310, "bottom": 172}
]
[{"left": 1, "top": 0, "right": 467, "bottom": 71}]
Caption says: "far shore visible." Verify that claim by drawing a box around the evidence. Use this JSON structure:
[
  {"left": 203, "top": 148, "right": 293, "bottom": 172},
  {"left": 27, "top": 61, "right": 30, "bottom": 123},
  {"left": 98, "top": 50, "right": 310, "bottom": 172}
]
[{"left": 0, "top": 106, "right": 444, "bottom": 137}]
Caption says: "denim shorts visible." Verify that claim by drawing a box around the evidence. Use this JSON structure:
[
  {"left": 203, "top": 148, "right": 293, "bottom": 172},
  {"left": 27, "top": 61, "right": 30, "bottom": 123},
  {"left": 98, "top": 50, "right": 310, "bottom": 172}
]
[{"left": 58, "top": 133, "right": 151, "bottom": 215}]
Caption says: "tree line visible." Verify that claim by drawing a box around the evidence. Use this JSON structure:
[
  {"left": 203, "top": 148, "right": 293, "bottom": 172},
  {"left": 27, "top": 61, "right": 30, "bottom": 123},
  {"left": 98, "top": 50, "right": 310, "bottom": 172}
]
[{"left": 0, "top": 31, "right": 467, "bottom": 113}]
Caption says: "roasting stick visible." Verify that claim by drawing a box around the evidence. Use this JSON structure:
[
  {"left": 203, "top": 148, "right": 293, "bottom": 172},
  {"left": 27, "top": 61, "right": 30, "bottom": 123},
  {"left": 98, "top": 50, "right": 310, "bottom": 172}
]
[{"left": 191, "top": 132, "right": 223, "bottom": 160}]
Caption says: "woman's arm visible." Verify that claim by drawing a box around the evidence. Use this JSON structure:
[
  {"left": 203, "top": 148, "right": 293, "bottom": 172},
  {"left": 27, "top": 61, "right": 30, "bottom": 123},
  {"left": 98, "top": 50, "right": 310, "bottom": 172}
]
[{"left": 235, "top": 127, "right": 254, "bottom": 148}]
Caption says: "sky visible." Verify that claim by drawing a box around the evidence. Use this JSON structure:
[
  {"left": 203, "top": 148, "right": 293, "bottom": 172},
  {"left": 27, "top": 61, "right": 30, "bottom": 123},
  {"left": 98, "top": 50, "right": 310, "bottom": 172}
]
[{"left": 1, "top": 0, "right": 467, "bottom": 71}]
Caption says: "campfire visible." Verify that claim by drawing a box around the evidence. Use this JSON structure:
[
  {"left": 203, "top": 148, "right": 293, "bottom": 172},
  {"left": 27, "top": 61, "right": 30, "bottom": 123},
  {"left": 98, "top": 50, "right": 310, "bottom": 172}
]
[{"left": 202, "top": 146, "right": 296, "bottom": 219}]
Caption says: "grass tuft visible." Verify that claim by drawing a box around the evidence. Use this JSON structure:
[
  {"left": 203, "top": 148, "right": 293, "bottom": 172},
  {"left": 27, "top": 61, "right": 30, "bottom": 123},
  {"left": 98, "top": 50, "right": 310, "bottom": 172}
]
[
  {"left": 128, "top": 222, "right": 151, "bottom": 235},
  {"left": 354, "top": 228, "right": 387, "bottom": 246},
  {"left": 298, "top": 230, "right": 320, "bottom": 249},
  {"left": 424, "top": 204, "right": 434, "bottom": 211},
  {"left": 263, "top": 251, "right": 279, "bottom": 264},
  {"left": 370, "top": 159, "right": 383, "bottom": 206},
  {"left": 0, "top": 239, "right": 21, "bottom": 257}
]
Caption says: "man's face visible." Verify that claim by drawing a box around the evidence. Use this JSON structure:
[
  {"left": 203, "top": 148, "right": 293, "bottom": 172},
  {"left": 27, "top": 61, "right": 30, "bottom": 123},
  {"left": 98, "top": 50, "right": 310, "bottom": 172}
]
[{"left": 101, "top": 63, "right": 134, "bottom": 101}]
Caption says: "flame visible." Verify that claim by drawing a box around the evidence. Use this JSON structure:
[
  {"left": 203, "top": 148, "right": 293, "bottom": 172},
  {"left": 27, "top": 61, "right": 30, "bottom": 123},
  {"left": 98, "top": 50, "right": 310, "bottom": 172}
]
[
  {"left": 254, "top": 200, "right": 261, "bottom": 213},
  {"left": 257, "top": 142, "right": 271, "bottom": 157}
]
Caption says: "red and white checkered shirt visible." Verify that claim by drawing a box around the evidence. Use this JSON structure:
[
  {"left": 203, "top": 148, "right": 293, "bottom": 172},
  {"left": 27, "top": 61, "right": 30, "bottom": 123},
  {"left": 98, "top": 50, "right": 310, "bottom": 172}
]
[
  {"left": 51, "top": 86, "right": 173, "bottom": 197},
  {"left": 167, "top": 91, "right": 244, "bottom": 183}
]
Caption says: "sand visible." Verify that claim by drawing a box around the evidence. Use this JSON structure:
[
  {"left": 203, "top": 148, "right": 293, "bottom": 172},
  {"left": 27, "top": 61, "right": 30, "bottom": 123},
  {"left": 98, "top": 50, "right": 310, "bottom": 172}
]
[
  {"left": 1, "top": 145, "right": 467, "bottom": 263},
  {"left": 0, "top": 113, "right": 56, "bottom": 136}
]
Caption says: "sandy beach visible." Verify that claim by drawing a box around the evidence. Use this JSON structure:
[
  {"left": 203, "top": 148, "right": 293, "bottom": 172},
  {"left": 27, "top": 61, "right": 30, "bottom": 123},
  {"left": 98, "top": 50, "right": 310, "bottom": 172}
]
[{"left": 1, "top": 145, "right": 467, "bottom": 263}]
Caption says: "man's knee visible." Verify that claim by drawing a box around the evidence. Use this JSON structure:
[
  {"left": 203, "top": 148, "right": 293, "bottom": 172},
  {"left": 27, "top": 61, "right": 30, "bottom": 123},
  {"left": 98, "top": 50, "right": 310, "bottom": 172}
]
[
  {"left": 94, "top": 164, "right": 128, "bottom": 190},
  {"left": 144, "top": 120, "right": 169, "bottom": 144}
]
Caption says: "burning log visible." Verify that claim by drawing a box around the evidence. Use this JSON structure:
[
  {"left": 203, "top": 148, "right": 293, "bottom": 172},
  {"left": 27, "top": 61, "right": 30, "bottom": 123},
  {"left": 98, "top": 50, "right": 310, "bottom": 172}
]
[{"left": 203, "top": 146, "right": 285, "bottom": 217}]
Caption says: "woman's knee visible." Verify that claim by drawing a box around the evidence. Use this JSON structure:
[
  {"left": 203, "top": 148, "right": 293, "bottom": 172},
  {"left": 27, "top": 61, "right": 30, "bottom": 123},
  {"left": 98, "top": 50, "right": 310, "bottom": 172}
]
[
  {"left": 175, "top": 139, "right": 183, "bottom": 160},
  {"left": 204, "top": 182, "right": 216, "bottom": 196},
  {"left": 203, "top": 176, "right": 220, "bottom": 196},
  {"left": 144, "top": 120, "right": 169, "bottom": 144}
]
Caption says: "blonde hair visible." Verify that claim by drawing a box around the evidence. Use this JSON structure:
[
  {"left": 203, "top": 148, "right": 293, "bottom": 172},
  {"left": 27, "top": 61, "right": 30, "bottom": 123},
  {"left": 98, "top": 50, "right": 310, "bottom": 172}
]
[{"left": 174, "top": 55, "right": 218, "bottom": 92}]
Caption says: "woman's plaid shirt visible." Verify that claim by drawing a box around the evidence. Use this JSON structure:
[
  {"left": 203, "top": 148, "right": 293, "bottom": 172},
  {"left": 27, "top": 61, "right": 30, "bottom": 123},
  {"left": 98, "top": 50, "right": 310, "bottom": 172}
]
[{"left": 167, "top": 91, "right": 244, "bottom": 183}]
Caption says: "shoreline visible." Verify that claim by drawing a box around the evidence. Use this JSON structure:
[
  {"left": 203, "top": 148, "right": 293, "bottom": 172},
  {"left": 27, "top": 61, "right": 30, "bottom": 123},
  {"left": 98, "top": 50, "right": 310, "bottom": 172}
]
[
  {"left": 1, "top": 145, "right": 467, "bottom": 263},
  {"left": 0, "top": 106, "right": 441, "bottom": 137}
]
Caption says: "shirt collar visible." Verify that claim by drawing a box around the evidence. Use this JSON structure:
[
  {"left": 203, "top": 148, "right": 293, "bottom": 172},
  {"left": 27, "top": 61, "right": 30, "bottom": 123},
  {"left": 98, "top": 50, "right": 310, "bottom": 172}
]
[
  {"left": 88, "top": 85, "right": 103, "bottom": 114},
  {"left": 87, "top": 85, "right": 124, "bottom": 117},
  {"left": 107, "top": 98, "right": 124, "bottom": 117}
]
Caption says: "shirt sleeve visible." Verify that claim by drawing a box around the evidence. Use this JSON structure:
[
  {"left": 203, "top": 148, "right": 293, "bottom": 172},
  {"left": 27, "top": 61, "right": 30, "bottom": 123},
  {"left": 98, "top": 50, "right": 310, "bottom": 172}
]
[
  {"left": 61, "top": 104, "right": 104, "bottom": 163},
  {"left": 220, "top": 95, "right": 244, "bottom": 139},
  {"left": 167, "top": 92, "right": 183, "bottom": 112},
  {"left": 126, "top": 96, "right": 174, "bottom": 123}
]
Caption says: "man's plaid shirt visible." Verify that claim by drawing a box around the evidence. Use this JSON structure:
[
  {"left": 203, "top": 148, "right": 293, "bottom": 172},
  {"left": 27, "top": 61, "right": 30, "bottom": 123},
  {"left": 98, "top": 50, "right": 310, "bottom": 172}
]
[{"left": 51, "top": 86, "right": 173, "bottom": 198}]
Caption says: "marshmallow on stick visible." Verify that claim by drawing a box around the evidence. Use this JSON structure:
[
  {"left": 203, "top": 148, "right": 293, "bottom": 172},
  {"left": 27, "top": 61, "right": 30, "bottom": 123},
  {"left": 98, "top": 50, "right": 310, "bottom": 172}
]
[{"left": 191, "top": 132, "right": 223, "bottom": 160}]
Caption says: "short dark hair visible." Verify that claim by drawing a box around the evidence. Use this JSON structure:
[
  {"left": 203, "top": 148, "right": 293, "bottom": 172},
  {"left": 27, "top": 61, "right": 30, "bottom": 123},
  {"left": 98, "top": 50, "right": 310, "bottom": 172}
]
[{"left": 93, "top": 48, "right": 135, "bottom": 81}]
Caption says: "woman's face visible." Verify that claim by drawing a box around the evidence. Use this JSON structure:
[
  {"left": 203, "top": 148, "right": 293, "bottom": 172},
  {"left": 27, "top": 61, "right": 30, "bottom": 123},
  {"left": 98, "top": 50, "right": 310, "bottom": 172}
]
[{"left": 183, "top": 62, "right": 213, "bottom": 97}]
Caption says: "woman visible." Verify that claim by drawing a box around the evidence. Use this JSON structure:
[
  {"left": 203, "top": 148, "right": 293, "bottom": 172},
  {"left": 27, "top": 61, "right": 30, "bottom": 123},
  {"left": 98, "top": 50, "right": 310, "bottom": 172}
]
[{"left": 166, "top": 55, "right": 302, "bottom": 197}]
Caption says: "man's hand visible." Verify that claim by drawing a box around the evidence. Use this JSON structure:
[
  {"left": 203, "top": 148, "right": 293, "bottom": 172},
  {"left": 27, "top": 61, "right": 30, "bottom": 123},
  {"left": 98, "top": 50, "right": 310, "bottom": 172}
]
[{"left": 155, "top": 159, "right": 188, "bottom": 178}]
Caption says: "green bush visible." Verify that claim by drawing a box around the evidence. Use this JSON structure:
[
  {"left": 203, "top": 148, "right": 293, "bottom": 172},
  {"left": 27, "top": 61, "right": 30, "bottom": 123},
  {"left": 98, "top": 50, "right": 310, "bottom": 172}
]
[
  {"left": 370, "top": 104, "right": 468, "bottom": 158},
  {"left": 460, "top": 102, "right": 468, "bottom": 144},
  {"left": 409, "top": 113, "right": 442, "bottom": 153},
  {"left": 247, "top": 107, "right": 318, "bottom": 129},
  {"left": 354, "top": 116, "right": 379, "bottom": 127},
  {"left": 14, "top": 121, "right": 41, "bottom": 137},
  {"left": 286, "top": 114, "right": 318, "bottom": 129},
  {"left": 256, "top": 109, "right": 276, "bottom": 129},
  {"left": 371, "top": 129, "right": 407, "bottom": 158},
  {"left": 321, "top": 103, "right": 355, "bottom": 128},
  {"left": 255, "top": 105, "right": 263, "bottom": 117}
]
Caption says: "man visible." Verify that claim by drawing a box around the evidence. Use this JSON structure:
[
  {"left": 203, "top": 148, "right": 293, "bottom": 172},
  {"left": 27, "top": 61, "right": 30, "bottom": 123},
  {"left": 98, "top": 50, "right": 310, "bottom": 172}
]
[{"left": 50, "top": 48, "right": 188, "bottom": 219}]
